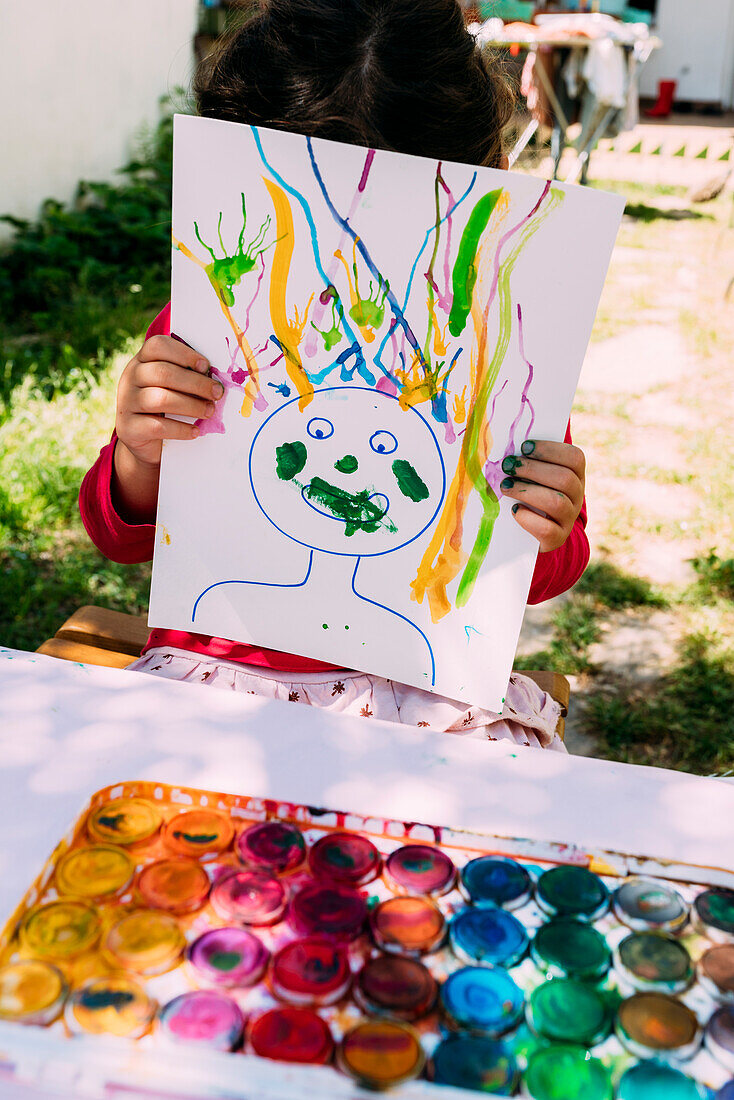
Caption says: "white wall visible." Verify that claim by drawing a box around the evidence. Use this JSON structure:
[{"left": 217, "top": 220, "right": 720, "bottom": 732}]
[
  {"left": 640, "top": 0, "right": 734, "bottom": 109},
  {"left": 0, "top": 0, "right": 198, "bottom": 226}
]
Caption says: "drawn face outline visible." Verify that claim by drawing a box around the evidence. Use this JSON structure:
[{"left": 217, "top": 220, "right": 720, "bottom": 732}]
[{"left": 248, "top": 386, "right": 446, "bottom": 558}]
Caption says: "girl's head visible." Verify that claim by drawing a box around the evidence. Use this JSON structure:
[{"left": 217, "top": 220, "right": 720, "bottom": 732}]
[{"left": 195, "top": 0, "right": 512, "bottom": 168}]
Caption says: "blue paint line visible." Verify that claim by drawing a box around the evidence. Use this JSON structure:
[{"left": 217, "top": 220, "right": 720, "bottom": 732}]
[
  {"left": 374, "top": 172, "right": 477, "bottom": 377},
  {"left": 464, "top": 625, "right": 484, "bottom": 644},
  {"left": 306, "top": 137, "right": 427, "bottom": 371},
  {"left": 351, "top": 559, "right": 436, "bottom": 686},
  {"left": 192, "top": 551, "right": 314, "bottom": 622},
  {"left": 251, "top": 127, "right": 370, "bottom": 382}
]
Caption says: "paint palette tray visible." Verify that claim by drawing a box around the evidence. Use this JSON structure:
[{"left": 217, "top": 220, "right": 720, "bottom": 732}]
[{"left": 1, "top": 780, "right": 733, "bottom": 1099}]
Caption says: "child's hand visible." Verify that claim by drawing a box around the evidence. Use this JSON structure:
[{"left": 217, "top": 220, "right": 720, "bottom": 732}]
[
  {"left": 116, "top": 335, "right": 223, "bottom": 469},
  {"left": 500, "top": 440, "right": 586, "bottom": 553}
]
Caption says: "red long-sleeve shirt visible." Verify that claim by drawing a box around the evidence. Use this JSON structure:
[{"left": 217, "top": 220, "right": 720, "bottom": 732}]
[{"left": 79, "top": 305, "right": 589, "bottom": 669}]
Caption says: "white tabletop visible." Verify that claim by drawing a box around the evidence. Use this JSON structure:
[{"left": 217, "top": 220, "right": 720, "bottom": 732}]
[{"left": 0, "top": 647, "right": 732, "bottom": 1099}]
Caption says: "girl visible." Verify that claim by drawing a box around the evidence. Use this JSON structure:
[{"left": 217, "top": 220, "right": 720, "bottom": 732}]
[{"left": 80, "top": 0, "right": 588, "bottom": 751}]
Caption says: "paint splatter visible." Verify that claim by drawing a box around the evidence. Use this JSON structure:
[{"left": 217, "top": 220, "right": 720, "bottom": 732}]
[{"left": 303, "top": 477, "right": 397, "bottom": 537}]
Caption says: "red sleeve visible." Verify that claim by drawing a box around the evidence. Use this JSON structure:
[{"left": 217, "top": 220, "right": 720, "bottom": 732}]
[
  {"left": 78, "top": 305, "right": 172, "bottom": 565},
  {"left": 526, "top": 421, "right": 589, "bottom": 604}
]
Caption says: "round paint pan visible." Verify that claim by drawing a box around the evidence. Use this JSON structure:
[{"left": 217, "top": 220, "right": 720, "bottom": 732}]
[
  {"left": 615, "top": 932, "right": 693, "bottom": 994},
  {"left": 187, "top": 927, "right": 269, "bottom": 989},
  {"left": 270, "top": 937, "right": 351, "bottom": 1006},
  {"left": 384, "top": 844, "right": 456, "bottom": 897},
  {"left": 353, "top": 954, "right": 437, "bottom": 1021},
  {"left": 706, "top": 1006, "right": 734, "bottom": 1073},
  {"left": 249, "top": 1007, "right": 334, "bottom": 1065},
  {"left": 308, "top": 832, "right": 381, "bottom": 887},
  {"left": 693, "top": 888, "right": 734, "bottom": 943},
  {"left": 527, "top": 978, "right": 612, "bottom": 1046},
  {"left": 159, "top": 990, "right": 244, "bottom": 1052},
  {"left": 87, "top": 797, "right": 162, "bottom": 847},
  {"left": 612, "top": 878, "right": 688, "bottom": 934},
  {"left": 430, "top": 1035, "right": 518, "bottom": 1094},
  {"left": 699, "top": 945, "right": 734, "bottom": 1004},
  {"left": 137, "top": 858, "right": 210, "bottom": 914},
  {"left": 67, "top": 975, "right": 155, "bottom": 1038},
  {"left": 459, "top": 855, "right": 532, "bottom": 910},
  {"left": 288, "top": 880, "right": 367, "bottom": 941},
  {"left": 616, "top": 992, "right": 702, "bottom": 1061},
  {"left": 21, "top": 899, "right": 101, "bottom": 961},
  {"left": 162, "top": 808, "right": 234, "bottom": 861},
  {"left": 102, "top": 908, "right": 185, "bottom": 976},
  {"left": 440, "top": 965, "right": 524, "bottom": 1037},
  {"left": 55, "top": 845, "right": 135, "bottom": 901},
  {"left": 337, "top": 1019, "right": 425, "bottom": 1090},
  {"left": 524, "top": 1045, "right": 612, "bottom": 1100},
  {"left": 531, "top": 917, "right": 611, "bottom": 982},
  {"left": 370, "top": 896, "right": 445, "bottom": 956},
  {"left": 0, "top": 960, "right": 67, "bottom": 1026},
  {"left": 616, "top": 1061, "right": 707, "bottom": 1100},
  {"left": 236, "top": 820, "right": 305, "bottom": 873},
  {"left": 210, "top": 869, "right": 286, "bottom": 927},
  {"left": 449, "top": 907, "right": 528, "bottom": 968},
  {"left": 535, "top": 865, "right": 610, "bottom": 921}
]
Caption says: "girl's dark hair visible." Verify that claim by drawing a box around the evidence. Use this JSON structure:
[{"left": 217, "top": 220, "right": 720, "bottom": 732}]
[{"left": 194, "top": 0, "right": 513, "bottom": 168}]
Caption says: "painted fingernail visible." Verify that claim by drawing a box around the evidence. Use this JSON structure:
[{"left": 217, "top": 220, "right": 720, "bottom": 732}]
[
  {"left": 512, "top": 503, "right": 520, "bottom": 514},
  {"left": 192, "top": 427, "right": 200, "bottom": 438},
  {"left": 205, "top": 402, "right": 215, "bottom": 416},
  {"left": 501, "top": 455, "right": 521, "bottom": 474},
  {"left": 500, "top": 477, "right": 515, "bottom": 491},
  {"left": 195, "top": 357, "right": 209, "bottom": 373},
  {"left": 211, "top": 380, "right": 225, "bottom": 399},
  {"left": 521, "top": 440, "right": 535, "bottom": 456}
]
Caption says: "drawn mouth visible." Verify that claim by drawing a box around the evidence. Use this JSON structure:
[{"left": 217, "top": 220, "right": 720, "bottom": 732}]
[{"left": 300, "top": 477, "right": 394, "bottom": 537}]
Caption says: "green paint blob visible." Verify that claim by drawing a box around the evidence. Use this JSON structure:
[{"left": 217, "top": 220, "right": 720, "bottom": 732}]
[
  {"left": 528, "top": 979, "right": 611, "bottom": 1046},
  {"left": 617, "top": 932, "right": 693, "bottom": 990},
  {"left": 335, "top": 454, "right": 359, "bottom": 474},
  {"left": 531, "top": 918, "right": 611, "bottom": 981},
  {"left": 173, "top": 830, "right": 219, "bottom": 846},
  {"left": 448, "top": 189, "right": 503, "bottom": 337},
  {"left": 276, "top": 441, "right": 307, "bottom": 481},
  {"left": 193, "top": 195, "right": 275, "bottom": 309},
  {"left": 210, "top": 951, "right": 242, "bottom": 972},
  {"left": 535, "top": 865, "right": 609, "bottom": 920},
  {"left": 524, "top": 1046, "right": 612, "bottom": 1100},
  {"left": 392, "top": 459, "right": 429, "bottom": 502},
  {"left": 305, "top": 476, "right": 397, "bottom": 537}
]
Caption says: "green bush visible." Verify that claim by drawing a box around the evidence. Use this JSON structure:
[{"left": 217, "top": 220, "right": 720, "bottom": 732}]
[{"left": 0, "top": 101, "right": 176, "bottom": 417}]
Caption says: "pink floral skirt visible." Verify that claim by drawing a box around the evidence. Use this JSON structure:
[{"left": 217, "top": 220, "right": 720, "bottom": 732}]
[{"left": 129, "top": 647, "right": 566, "bottom": 752}]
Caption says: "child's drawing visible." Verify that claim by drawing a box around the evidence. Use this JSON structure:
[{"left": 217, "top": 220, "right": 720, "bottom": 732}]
[{"left": 150, "top": 115, "right": 622, "bottom": 708}]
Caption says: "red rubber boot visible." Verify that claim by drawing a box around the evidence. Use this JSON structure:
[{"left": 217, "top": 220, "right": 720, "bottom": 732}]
[{"left": 645, "top": 80, "right": 677, "bottom": 118}]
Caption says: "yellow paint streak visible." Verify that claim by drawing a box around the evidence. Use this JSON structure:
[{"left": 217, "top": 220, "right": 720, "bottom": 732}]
[
  {"left": 410, "top": 193, "right": 511, "bottom": 621},
  {"left": 172, "top": 235, "right": 262, "bottom": 417},
  {"left": 262, "top": 178, "right": 314, "bottom": 410}
]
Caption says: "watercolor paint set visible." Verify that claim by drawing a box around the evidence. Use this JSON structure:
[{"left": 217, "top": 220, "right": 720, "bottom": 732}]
[{"left": 0, "top": 779, "right": 733, "bottom": 1100}]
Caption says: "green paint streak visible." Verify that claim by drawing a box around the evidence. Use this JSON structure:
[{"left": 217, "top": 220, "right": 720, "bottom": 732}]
[
  {"left": 173, "top": 830, "right": 219, "bottom": 845},
  {"left": 448, "top": 189, "right": 503, "bottom": 337},
  {"left": 195, "top": 193, "right": 275, "bottom": 308},
  {"left": 312, "top": 295, "right": 345, "bottom": 351},
  {"left": 304, "top": 476, "right": 397, "bottom": 537},
  {"left": 456, "top": 187, "right": 565, "bottom": 607},
  {"left": 392, "top": 459, "right": 429, "bottom": 502},
  {"left": 276, "top": 441, "right": 307, "bottom": 480},
  {"left": 335, "top": 454, "right": 358, "bottom": 474}
]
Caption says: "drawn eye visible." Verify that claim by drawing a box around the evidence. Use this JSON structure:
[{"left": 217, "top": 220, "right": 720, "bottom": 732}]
[
  {"left": 369, "top": 430, "right": 398, "bottom": 455},
  {"left": 306, "top": 418, "right": 334, "bottom": 440}
]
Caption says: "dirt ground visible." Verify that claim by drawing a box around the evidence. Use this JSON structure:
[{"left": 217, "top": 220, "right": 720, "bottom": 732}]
[{"left": 515, "top": 124, "right": 734, "bottom": 762}]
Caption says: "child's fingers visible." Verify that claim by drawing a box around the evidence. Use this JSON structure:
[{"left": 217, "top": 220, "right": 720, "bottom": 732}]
[
  {"left": 500, "top": 477, "right": 576, "bottom": 527},
  {"left": 503, "top": 456, "right": 584, "bottom": 507},
  {"left": 138, "top": 334, "right": 210, "bottom": 374},
  {"left": 520, "top": 439, "right": 585, "bottom": 477},
  {"left": 135, "top": 361, "right": 224, "bottom": 403},
  {"left": 140, "top": 416, "right": 200, "bottom": 442},
  {"left": 510, "top": 503, "right": 567, "bottom": 552},
  {"left": 137, "top": 386, "right": 215, "bottom": 421}
]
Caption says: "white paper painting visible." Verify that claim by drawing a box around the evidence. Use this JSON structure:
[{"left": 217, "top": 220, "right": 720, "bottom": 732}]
[{"left": 149, "top": 114, "right": 623, "bottom": 709}]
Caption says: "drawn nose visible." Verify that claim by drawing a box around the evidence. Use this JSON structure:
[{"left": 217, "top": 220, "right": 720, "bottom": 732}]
[{"left": 334, "top": 454, "right": 359, "bottom": 474}]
